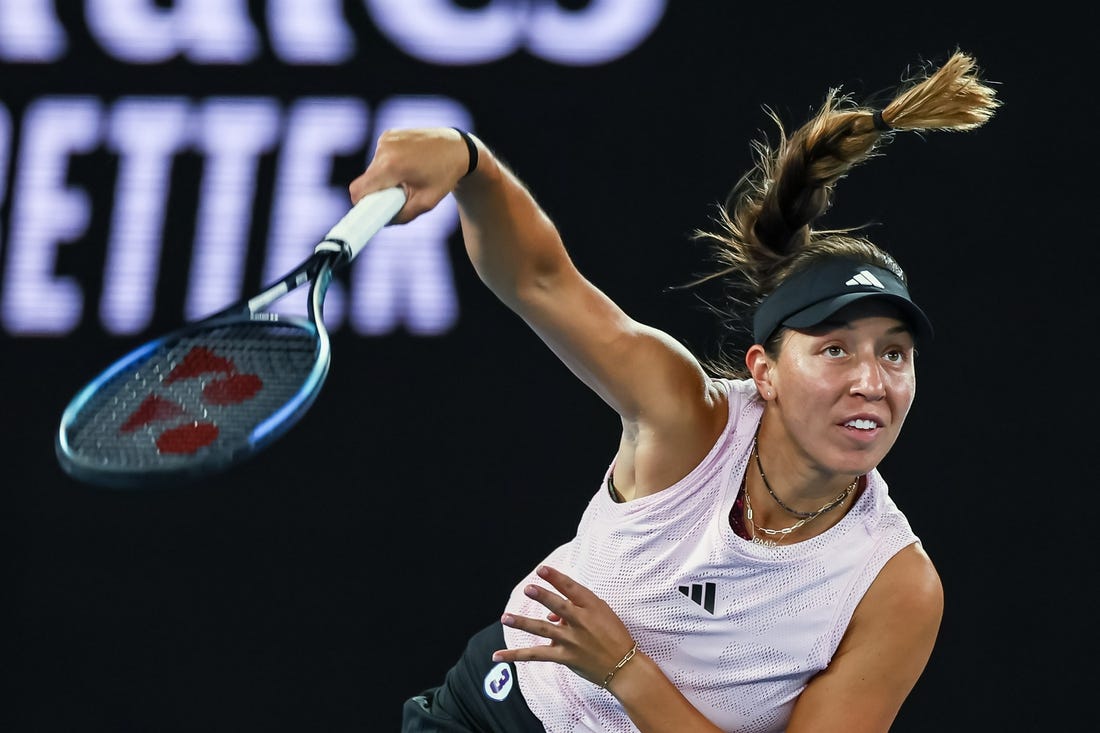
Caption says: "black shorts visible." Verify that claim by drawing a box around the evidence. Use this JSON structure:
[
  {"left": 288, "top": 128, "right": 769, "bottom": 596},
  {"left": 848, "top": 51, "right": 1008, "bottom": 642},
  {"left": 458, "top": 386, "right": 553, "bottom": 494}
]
[{"left": 400, "top": 622, "right": 546, "bottom": 733}]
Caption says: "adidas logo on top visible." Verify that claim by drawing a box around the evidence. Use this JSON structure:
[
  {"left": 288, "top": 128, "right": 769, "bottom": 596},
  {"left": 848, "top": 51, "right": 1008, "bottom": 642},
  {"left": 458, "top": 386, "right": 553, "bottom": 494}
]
[
  {"left": 846, "top": 270, "right": 885, "bottom": 288},
  {"left": 678, "top": 582, "right": 716, "bottom": 614}
]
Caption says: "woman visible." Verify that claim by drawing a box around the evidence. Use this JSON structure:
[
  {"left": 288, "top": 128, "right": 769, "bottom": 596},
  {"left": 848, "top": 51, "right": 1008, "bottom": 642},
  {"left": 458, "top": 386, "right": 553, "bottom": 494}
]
[{"left": 351, "top": 50, "right": 999, "bottom": 733}]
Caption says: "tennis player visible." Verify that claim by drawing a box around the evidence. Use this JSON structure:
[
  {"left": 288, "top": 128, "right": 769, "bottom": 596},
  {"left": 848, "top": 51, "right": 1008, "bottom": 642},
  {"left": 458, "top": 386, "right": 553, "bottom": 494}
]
[{"left": 350, "top": 50, "right": 999, "bottom": 733}]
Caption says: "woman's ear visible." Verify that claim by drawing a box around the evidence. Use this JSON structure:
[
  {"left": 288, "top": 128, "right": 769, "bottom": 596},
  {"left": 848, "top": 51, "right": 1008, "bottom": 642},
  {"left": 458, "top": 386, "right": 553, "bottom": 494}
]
[{"left": 746, "top": 344, "right": 774, "bottom": 400}]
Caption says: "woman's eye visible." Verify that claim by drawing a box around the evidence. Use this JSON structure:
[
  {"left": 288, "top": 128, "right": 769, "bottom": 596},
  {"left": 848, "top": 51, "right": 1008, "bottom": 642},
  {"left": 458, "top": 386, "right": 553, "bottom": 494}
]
[
  {"left": 884, "top": 349, "right": 905, "bottom": 363},
  {"left": 825, "top": 345, "right": 846, "bottom": 357}
]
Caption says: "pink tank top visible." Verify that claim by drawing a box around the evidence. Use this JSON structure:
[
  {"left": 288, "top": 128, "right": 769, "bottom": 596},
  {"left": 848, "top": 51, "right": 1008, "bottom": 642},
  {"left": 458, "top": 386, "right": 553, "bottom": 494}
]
[{"left": 503, "top": 378, "right": 920, "bottom": 732}]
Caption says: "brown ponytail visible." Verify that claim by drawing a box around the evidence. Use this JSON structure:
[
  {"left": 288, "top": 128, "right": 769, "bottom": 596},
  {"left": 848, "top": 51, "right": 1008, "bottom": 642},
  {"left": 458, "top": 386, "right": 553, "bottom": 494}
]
[{"left": 690, "top": 49, "right": 1000, "bottom": 378}]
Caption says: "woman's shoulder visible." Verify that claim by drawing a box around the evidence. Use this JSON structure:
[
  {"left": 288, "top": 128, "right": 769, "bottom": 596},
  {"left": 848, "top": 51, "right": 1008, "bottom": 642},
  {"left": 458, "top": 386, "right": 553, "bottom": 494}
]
[
  {"left": 849, "top": 541, "right": 944, "bottom": 660},
  {"left": 708, "top": 376, "right": 754, "bottom": 396},
  {"left": 709, "top": 377, "right": 762, "bottom": 419}
]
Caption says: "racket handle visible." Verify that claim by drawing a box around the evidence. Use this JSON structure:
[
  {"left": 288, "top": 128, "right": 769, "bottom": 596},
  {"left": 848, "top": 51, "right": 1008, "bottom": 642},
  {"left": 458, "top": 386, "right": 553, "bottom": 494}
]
[{"left": 320, "top": 186, "right": 407, "bottom": 261}]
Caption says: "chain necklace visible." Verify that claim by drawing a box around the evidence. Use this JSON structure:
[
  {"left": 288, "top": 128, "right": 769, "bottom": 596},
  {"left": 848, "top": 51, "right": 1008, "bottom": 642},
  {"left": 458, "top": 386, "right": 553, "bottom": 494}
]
[
  {"left": 753, "top": 435, "right": 858, "bottom": 520},
  {"left": 743, "top": 488, "right": 788, "bottom": 547},
  {"left": 743, "top": 434, "right": 860, "bottom": 547},
  {"left": 744, "top": 486, "right": 842, "bottom": 546}
]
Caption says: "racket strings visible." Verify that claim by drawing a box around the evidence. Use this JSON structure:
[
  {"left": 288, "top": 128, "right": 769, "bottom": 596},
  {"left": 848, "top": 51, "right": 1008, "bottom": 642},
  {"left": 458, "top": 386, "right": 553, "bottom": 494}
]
[{"left": 62, "top": 320, "right": 323, "bottom": 471}]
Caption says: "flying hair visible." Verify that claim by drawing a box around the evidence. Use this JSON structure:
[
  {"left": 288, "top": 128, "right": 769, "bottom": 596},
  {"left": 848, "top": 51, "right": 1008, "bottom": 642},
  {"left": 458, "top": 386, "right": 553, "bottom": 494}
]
[{"left": 689, "top": 49, "right": 1001, "bottom": 378}]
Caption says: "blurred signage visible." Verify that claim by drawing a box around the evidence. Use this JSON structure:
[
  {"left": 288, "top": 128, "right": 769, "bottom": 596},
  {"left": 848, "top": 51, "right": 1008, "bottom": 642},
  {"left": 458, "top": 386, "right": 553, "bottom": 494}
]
[{"left": 0, "top": 0, "right": 665, "bottom": 336}]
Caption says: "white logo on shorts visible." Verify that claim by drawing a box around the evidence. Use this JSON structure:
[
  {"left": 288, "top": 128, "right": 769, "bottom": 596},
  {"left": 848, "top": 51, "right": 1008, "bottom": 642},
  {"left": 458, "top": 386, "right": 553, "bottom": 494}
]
[{"left": 483, "top": 661, "right": 514, "bottom": 701}]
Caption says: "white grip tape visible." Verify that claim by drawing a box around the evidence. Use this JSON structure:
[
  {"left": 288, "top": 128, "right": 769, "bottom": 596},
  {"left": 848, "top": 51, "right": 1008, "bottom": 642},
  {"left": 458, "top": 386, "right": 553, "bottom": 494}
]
[{"left": 320, "top": 186, "right": 407, "bottom": 260}]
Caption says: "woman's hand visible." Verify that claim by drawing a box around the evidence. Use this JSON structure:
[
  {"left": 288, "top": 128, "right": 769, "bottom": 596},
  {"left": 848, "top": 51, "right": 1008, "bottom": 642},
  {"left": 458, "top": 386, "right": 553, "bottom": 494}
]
[
  {"left": 493, "top": 565, "right": 637, "bottom": 688},
  {"left": 348, "top": 127, "right": 475, "bottom": 224}
]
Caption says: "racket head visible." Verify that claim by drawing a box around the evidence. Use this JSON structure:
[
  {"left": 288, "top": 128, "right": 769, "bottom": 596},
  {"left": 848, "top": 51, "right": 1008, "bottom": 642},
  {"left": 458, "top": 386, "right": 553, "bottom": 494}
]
[{"left": 56, "top": 314, "right": 331, "bottom": 489}]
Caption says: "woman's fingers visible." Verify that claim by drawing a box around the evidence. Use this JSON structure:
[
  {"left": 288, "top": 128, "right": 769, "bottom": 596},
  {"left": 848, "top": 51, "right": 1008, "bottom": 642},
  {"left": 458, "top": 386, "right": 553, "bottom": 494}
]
[
  {"left": 347, "top": 127, "right": 471, "bottom": 224},
  {"left": 493, "top": 565, "right": 635, "bottom": 684},
  {"left": 496, "top": 612, "right": 563, "bottom": 664},
  {"left": 536, "top": 565, "right": 600, "bottom": 608},
  {"left": 523, "top": 579, "right": 571, "bottom": 617}
]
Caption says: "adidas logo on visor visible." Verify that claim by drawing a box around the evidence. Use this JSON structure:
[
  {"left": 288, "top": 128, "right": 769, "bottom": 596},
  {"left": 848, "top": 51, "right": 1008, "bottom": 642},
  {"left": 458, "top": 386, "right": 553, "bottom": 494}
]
[
  {"left": 844, "top": 269, "right": 888, "bottom": 286},
  {"left": 846, "top": 270, "right": 886, "bottom": 288}
]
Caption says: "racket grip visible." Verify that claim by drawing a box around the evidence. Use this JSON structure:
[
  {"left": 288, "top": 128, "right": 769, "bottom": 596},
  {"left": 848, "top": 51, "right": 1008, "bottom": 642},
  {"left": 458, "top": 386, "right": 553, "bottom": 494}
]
[{"left": 321, "top": 187, "right": 407, "bottom": 260}]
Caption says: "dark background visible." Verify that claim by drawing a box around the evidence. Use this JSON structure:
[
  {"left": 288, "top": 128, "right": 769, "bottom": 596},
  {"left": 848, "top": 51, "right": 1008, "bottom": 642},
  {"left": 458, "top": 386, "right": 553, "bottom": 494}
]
[{"left": 5, "top": 3, "right": 1090, "bottom": 731}]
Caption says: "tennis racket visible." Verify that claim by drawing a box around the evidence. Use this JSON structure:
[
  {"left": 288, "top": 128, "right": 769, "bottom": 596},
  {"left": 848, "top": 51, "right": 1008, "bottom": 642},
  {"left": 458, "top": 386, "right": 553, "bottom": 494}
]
[{"left": 55, "top": 186, "right": 407, "bottom": 489}]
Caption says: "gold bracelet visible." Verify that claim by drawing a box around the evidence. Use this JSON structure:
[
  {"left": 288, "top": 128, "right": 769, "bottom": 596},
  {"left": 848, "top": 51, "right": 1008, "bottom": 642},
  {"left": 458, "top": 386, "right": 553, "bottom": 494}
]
[{"left": 600, "top": 640, "right": 638, "bottom": 689}]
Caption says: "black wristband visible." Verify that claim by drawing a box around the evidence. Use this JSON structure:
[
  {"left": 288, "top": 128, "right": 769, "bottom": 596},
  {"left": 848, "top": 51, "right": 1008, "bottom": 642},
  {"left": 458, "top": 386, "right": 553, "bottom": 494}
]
[{"left": 453, "top": 128, "right": 478, "bottom": 178}]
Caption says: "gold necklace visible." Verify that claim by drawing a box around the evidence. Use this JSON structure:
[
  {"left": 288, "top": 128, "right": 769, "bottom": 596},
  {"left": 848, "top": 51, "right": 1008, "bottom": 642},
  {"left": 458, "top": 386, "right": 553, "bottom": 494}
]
[
  {"left": 743, "top": 473, "right": 859, "bottom": 547},
  {"left": 743, "top": 488, "right": 782, "bottom": 547},
  {"left": 753, "top": 433, "right": 856, "bottom": 520}
]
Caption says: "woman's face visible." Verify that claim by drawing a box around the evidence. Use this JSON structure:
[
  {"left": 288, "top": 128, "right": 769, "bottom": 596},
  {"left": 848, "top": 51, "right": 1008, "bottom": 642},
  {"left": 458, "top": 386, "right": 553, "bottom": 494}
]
[{"left": 769, "top": 302, "right": 917, "bottom": 477}]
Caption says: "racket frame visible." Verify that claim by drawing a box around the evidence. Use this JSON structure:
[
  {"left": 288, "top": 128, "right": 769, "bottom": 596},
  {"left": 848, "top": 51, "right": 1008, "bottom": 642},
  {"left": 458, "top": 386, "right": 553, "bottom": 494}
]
[{"left": 55, "top": 187, "right": 406, "bottom": 488}]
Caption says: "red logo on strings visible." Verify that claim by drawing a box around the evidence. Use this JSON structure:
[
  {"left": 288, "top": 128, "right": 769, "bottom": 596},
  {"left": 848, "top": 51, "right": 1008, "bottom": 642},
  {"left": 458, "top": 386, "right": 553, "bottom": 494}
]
[{"left": 118, "top": 346, "right": 264, "bottom": 454}]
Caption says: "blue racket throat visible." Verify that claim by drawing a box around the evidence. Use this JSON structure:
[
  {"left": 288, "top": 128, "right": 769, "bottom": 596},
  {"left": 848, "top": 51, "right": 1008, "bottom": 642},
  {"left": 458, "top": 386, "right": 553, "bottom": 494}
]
[{"left": 55, "top": 187, "right": 406, "bottom": 489}]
